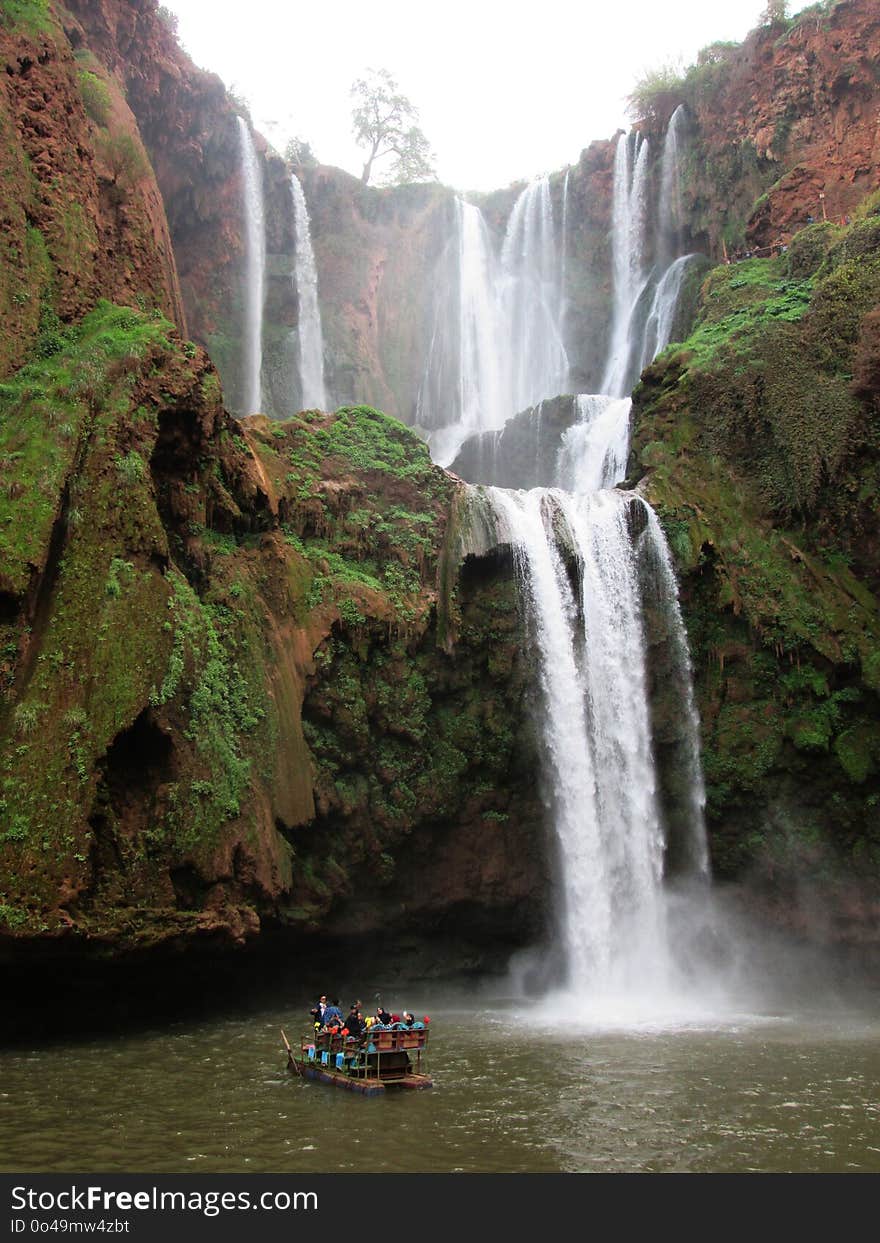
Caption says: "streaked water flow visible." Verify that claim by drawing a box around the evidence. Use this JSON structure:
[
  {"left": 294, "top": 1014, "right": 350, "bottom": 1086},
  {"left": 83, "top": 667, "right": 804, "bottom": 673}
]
[
  {"left": 236, "top": 117, "right": 266, "bottom": 416},
  {"left": 289, "top": 174, "right": 326, "bottom": 410}
]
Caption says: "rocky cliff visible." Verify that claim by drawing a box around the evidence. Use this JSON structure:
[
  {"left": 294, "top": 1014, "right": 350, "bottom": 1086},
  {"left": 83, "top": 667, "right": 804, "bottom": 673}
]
[
  {"left": 2, "top": 0, "right": 880, "bottom": 972},
  {"left": 0, "top": 297, "right": 549, "bottom": 958},
  {"left": 634, "top": 0, "right": 880, "bottom": 255},
  {"left": 0, "top": 0, "right": 184, "bottom": 379}
]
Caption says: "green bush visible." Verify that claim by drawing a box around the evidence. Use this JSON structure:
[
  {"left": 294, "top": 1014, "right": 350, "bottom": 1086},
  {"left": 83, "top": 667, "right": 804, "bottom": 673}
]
[{"left": 77, "top": 70, "right": 112, "bottom": 127}]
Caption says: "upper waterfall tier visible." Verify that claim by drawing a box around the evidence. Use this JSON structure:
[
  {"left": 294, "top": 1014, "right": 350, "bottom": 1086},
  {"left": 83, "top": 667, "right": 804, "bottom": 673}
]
[{"left": 418, "top": 179, "right": 568, "bottom": 467}]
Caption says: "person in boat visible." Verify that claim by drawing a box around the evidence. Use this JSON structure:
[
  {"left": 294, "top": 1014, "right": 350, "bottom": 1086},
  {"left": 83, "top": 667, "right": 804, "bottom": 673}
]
[
  {"left": 309, "top": 995, "right": 328, "bottom": 1028},
  {"left": 401, "top": 1011, "right": 415, "bottom": 1028},
  {"left": 345, "top": 1002, "right": 364, "bottom": 1040},
  {"left": 322, "top": 998, "right": 344, "bottom": 1028},
  {"left": 375, "top": 1004, "right": 392, "bottom": 1026}
]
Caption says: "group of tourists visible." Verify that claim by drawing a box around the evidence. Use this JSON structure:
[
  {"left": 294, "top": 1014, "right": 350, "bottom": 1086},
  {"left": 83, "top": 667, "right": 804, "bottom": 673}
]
[{"left": 309, "top": 994, "right": 424, "bottom": 1039}]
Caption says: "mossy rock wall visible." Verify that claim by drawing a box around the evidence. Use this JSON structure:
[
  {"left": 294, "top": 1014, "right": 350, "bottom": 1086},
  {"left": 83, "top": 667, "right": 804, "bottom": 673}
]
[
  {"left": 630, "top": 209, "right": 880, "bottom": 937},
  {"left": 0, "top": 317, "right": 548, "bottom": 957}
]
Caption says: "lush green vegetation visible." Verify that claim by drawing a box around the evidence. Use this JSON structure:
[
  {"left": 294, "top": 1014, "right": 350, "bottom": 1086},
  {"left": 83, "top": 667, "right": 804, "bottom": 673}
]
[
  {"left": 0, "top": 0, "right": 53, "bottom": 36},
  {"left": 77, "top": 69, "right": 112, "bottom": 127},
  {"left": 0, "top": 301, "right": 173, "bottom": 595}
]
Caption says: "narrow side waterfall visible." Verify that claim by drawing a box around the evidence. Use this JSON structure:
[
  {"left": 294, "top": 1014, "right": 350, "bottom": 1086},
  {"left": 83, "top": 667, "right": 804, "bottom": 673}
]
[
  {"left": 658, "top": 104, "right": 687, "bottom": 268},
  {"left": 641, "top": 505, "right": 709, "bottom": 878},
  {"left": 601, "top": 132, "right": 651, "bottom": 398},
  {"left": 290, "top": 173, "right": 327, "bottom": 411},
  {"left": 635, "top": 253, "right": 699, "bottom": 375},
  {"left": 236, "top": 116, "right": 266, "bottom": 416},
  {"left": 559, "top": 168, "right": 570, "bottom": 329}
]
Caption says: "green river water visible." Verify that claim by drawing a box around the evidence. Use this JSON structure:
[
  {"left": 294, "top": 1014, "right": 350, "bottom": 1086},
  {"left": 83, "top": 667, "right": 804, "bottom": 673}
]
[{"left": 2, "top": 984, "right": 879, "bottom": 1174}]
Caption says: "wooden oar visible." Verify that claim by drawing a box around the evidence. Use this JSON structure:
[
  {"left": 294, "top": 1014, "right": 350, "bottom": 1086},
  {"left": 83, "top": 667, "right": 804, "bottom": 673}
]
[{"left": 280, "top": 1027, "right": 303, "bottom": 1077}]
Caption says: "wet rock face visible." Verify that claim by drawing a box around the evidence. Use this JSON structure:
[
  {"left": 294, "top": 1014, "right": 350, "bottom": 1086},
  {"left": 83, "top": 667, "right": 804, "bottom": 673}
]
[{"left": 449, "top": 396, "right": 581, "bottom": 490}]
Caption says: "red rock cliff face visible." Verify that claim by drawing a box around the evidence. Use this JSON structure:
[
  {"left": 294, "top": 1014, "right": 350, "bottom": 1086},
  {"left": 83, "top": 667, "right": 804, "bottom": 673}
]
[
  {"left": 64, "top": 0, "right": 237, "bottom": 339},
  {"left": 648, "top": 0, "right": 880, "bottom": 253},
  {"left": 0, "top": 3, "right": 184, "bottom": 376}
]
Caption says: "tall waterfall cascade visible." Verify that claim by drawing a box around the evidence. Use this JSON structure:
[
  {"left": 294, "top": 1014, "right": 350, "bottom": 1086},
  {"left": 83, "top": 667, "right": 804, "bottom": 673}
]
[
  {"left": 289, "top": 173, "right": 327, "bottom": 411},
  {"left": 236, "top": 117, "right": 266, "bottom": 416},
  {"left": 419, "top": 178, "right": 568, "bottom": 467},
  {"left": 658, "top": 104, "right": 687, "bottom": 267},
  {"left": 481, "top": 386, "right": 708, "bottom": 1004},
  {"left": 499, "top": 176, "right": 569, "bottom": 423},
  {"left": 597, "top": 109, "right": 700, "bottom": 402},
  {"left": 601, "top": 131, "right": 652, "bottom": 397},
  {"left": 441, "top": 108, "right": 711, "bottom": 1009}
]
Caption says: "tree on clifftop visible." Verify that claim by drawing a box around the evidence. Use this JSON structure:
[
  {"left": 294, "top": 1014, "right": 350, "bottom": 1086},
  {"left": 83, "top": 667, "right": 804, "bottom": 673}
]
[
  {"left": 761, "top": 0, "right": 790, "bottom": 23},
  {"left": 350, "top": 68, "right": 436, "bottom": 187}
]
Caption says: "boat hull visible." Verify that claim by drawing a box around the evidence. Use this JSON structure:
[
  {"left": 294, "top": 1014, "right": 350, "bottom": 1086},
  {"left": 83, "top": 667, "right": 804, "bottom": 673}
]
[{"left": 290, "top": 1057, "right": 433, "bottom": 1094}]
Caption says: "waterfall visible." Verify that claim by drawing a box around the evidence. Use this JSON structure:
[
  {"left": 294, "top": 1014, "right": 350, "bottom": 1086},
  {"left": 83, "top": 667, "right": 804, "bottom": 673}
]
[
  {"left": 658, "top": 104, "right": 687, "bottom": 268},
  {"left": 289, "top": 173, "right": 327, "bottom": 411},
  {"left": 601, "top": 132, "right": 651, "bottom": 398},
  {"left": 477, "top": 249, "right": 708, "bottom": 1003},
  {"left": 422, "top": 181, "right": 568, "bottom": 467},
  {"left": 556, "top": 393, "right": 632, "bottom": 493},
  {"left": 559, "top": 168, "right": 570, "bottom": 328},
  {"left": 635, "top": 253, "right": 699, "bottom": 375},
  {"left": 236, "top": 116, "right": 266, "bottom": 416},
  {"left": 641, "top": 505, "right": 709, "bottom": 878},
  {"left": 420, "top": 197, "right": 505, "bottom": 466},
  {"left": 500, "top": 176, "right": 569, "bottom": 418},
  {"left": 488, "top": 484, "right": 710, "bottom": 998}
]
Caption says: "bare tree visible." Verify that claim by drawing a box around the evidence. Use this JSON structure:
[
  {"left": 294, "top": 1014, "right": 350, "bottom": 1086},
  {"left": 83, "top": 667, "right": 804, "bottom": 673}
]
[{"left": 350, "top": 68, "right": 436, "bottom": 187}]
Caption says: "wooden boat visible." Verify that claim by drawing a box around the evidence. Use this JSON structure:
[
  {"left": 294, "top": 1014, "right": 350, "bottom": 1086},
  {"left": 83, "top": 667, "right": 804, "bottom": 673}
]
[{"left": 281, "top": 1023, "right": 433, "bottom": 1095}]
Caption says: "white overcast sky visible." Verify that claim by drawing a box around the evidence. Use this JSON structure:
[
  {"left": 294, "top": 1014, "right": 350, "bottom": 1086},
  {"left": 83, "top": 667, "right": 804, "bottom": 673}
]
[{"left": 163, "top": 0, "right": 815, "bottom": 192}]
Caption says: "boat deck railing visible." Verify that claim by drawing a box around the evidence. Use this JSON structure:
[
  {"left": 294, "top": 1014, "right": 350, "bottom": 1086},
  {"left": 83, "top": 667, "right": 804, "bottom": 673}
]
[
  {"left": 304, "top": 1027, "right": 429, "bottom": 1055},
  {"left": 299, "top": 1026, "right": 429, "bottom": 1081}
]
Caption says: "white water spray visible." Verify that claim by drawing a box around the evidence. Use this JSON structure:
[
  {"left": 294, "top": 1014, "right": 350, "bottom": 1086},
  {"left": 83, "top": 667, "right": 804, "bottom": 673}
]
[
  {"left": 556, "top": 394, "right": 632, "bottom": 493},
  {"left": 289, "top": 173, "right": 326, "bottom": 411}
]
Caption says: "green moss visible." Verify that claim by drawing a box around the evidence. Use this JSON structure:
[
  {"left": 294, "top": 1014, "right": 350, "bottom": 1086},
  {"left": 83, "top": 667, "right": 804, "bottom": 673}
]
[
  {"left": 834, "top": 726, "right": 879, "bottom": 784},
  {"left": 0, "top": 301, "right": 173, "bottom": 596},
  {"left": 0, "top": 0, "right": 53, "bottom": 35},
  {"left": 784, "top": 221, "right": 842, "bottom": 279},
  {"left": 152, "top": 570, "right": 262, "bottom": 849}
]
